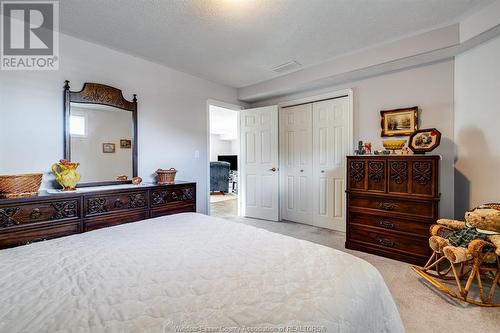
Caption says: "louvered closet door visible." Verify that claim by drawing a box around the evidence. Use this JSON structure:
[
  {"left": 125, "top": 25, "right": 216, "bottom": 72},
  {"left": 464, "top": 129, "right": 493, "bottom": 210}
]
[
  {"left": 312, "top": 98, "right": 349, "bottom": 231},
  {"left": 280, "top": 104, "right": 313, "bottom": 223}
]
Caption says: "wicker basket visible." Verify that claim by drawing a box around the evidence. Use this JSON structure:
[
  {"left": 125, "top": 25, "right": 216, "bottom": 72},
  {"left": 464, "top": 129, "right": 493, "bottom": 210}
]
[
  {"left": 156, "top": 168, "right": 177, "bottom": 185},
  {"left": 0, "top": 173, "right": 43, "bottom": 198},
  {"left": 475, "top": 203, "right": 500, "bottom": 211}
]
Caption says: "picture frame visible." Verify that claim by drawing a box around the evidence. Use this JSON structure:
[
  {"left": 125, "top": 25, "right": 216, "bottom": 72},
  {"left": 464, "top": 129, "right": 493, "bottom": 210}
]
[
  {"left": 102, "top": 143, "right": 116, "bottom": 153},
  {"left": 380, "top": 106, "right": 418, "bottom": 137},
  {"left": 408, "top": 128, "right": 441, "bottom": 154},
  {"left": 120, "top": 139, "right": 132, "bottom": 149}
]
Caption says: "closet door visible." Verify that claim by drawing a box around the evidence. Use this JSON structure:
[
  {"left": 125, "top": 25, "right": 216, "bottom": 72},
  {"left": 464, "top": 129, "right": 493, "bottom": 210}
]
[
  {"left": 280, "top": 104, "right": 313, "bottom": 223},
  {"left": 312, "top": 98, "right": 349, "bottom": 231}
]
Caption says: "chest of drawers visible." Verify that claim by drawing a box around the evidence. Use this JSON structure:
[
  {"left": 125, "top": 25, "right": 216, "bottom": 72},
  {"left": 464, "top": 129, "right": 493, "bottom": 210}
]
[
  {"left": 0, "top": 182, "right": 196, "bottom": 249},
  {"left": 345, "top": 156, "right": 440, "bottom": 265}
]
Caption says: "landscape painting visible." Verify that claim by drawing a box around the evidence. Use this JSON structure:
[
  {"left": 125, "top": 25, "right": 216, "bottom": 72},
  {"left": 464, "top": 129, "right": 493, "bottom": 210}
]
[{"left": 380, "top": 107, "right": 418, "bottom": 137}]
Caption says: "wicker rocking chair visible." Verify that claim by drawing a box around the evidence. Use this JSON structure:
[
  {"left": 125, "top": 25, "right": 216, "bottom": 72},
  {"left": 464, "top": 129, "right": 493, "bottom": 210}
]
[{"left": 412, "top": 203, "right": 500, "bottom": 307}]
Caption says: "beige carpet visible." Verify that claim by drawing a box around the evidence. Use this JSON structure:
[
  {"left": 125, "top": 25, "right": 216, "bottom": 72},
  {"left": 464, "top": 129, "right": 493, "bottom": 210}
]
[
  {"left": 211, "top": 199, "right": 500, "bottom": 333},
  {"left": 210, "top": 193, "right": 238, "bottom": 203}
]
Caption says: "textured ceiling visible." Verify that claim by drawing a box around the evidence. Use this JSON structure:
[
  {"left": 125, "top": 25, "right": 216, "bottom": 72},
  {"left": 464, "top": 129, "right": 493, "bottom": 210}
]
[{"left": 60, "top": 0, "right": 488, "bottom": 88}]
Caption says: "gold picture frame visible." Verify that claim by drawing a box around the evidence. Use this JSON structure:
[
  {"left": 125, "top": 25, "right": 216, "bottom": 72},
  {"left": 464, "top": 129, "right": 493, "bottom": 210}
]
[
  {"left": 102, "top": 143, "right": 115, "bottom": 153},
  {"left": 120, "top": 139, "right": 131, "bottom": 149},
  {"left": 380, "top": 107, "right": 418, "bottom": 137}
]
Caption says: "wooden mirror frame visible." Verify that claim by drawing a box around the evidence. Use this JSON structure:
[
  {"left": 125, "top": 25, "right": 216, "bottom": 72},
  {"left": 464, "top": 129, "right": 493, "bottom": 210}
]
[{"left": 63, "top": 81, "right": 138, "bottom": 187}]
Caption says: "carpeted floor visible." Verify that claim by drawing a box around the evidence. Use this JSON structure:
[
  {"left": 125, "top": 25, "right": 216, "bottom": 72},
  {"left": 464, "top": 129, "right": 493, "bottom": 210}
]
[
  {"left": 210, "top": 193, "right": 238, "bottom": 203},
  {"left": 210, "top": 199, "right": 500, "bottom": 333}
]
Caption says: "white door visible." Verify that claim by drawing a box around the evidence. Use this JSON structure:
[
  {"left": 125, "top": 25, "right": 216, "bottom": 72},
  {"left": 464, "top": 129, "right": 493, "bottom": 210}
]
[
  {"left": 280, "top": 104, "right": 313, "bottom": 224},
  {"left": 240, "top": 106, "right": 279, "bottom": 221},
  {"left": 312, "top": 98, "right": 350, "bottom": 231}
]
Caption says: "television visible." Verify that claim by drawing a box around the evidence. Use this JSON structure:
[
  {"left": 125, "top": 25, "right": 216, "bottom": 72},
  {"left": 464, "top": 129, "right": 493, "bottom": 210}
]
[{"left": 218, "top": 155, "right": 238, "bottom": 171}]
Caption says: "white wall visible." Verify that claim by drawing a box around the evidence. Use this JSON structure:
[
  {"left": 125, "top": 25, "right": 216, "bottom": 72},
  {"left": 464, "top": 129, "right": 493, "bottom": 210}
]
[
  {"left": 210, "top": 134, "right": 238, "bottom": 161},
  {"left": 251, "top": 61, "right": 455, "bottom": 218},
  {"left": 209, "top": 106, "right": 239, "bottom": 161},
  {"left": 0, "top": 33, "right": 239, "bottom": 214},
  {"left": 71, "top": 106, "right": 133, "bottom": 183},
  {"left": 454, "top": 36, "right": 500, "bottom": 216}
]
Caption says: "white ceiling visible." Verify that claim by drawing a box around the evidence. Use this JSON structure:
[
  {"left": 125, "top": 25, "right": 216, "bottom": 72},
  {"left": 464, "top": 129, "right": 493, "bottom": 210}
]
[{"left": 60, "top": 0, "right": 488, "bottom": 88}]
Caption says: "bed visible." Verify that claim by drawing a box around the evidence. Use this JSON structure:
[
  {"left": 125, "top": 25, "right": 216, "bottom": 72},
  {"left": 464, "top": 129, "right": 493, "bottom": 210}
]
[{"left": 0, "top": 213, "right": 404, "bottom": 332}]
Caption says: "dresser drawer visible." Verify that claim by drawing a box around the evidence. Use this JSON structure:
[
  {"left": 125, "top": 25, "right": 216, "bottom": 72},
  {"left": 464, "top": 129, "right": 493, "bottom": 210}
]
[
  {"left": 350, "top": 224, "right": 429, "bottom": 257},
  {"left": 349, "top": 194, "right": 435, "bottom": 219},
  {"left": 150, "top": 185, "right": 195, "bottom": 207},
  {"left": 84, "top": 210, "right": 149, "bottom": 232},
  {"left": 0, "top": 222, "right": 79, "bottom": 249},
  {"left": 150, "top": 203, "right": 196, "bottom": 218},
  {"left": 0, "top": 199, "right": 80, "bottom": 229},
  {"left": 84, "top": 191, "right": 148, "bottom": 217},
  {"left": 349, "top": 212, "right": 431, "bottom": 236}
]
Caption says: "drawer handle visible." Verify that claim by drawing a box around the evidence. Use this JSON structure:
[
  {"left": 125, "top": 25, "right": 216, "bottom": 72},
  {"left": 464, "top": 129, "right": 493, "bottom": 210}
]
[
  {"left": 378, "top": 202, "right": 398, "bottom": 211},
  {"left": 30, "top": 208, "right": 42, "bottom": 220},
  {"left": 114, "top": 199, "right": 124, "bottom": 209},
  {"left": 378, "top": 238, "right": 395, "bottom": 248},
  {"left": 378, "top": 220, "right": 395, "bottom": 229},
  {"left": 18, "top": 237, "right": 48, "bottom": 246}
]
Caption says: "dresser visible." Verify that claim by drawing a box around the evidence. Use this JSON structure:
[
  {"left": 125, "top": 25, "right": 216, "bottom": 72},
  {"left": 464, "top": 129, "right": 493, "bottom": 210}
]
[
  {"left": 345, "top": 155, "right": 440, "bottom": 265},
  {"left": 0, "top": 182, "right": 196, "bottom": 250}
]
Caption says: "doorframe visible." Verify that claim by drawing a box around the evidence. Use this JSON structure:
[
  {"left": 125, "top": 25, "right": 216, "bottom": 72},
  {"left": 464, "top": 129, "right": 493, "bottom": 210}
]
[
  {"left": 206, "top": 99, "right": 243, "bottom": 216},
  {"left": 277, "top": 89, "right": 354, "bottom": 221}
]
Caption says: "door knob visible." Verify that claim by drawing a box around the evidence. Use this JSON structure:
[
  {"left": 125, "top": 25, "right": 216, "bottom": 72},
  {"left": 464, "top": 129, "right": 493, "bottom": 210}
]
[
  {"left": 321, "top": 170, "right": 325, "bottom": 173},
  {"left": 300, "top": 169, "right": 304, "bottom": 172},
  {"left": 269, "top": 167, "right": 277, "bottom": 172}
]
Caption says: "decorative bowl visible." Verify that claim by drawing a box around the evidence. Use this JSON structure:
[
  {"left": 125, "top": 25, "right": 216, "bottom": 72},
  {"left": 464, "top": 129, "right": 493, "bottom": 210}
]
[{"left": 382, "top": 139, "right": 407, "bottom": 151}]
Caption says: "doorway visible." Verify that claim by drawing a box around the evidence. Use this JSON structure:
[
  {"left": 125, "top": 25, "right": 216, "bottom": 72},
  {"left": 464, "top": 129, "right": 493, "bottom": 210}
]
[
  {"left": 206, "top": 89, "right": 352, "bottom": 231},
  {"left": 208, "top": 102, "right": 241, "bottom": 218}
]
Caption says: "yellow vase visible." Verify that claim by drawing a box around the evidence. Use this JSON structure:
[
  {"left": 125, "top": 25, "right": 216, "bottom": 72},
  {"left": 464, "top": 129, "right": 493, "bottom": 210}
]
[{"left": 51, "top": 160, "right": 81, "bottom": 191}]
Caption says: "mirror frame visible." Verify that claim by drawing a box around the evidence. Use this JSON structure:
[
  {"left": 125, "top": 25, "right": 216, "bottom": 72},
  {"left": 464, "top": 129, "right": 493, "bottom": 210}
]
[{"left": 63, "top": 80, "right": 138, "bottom": 187}]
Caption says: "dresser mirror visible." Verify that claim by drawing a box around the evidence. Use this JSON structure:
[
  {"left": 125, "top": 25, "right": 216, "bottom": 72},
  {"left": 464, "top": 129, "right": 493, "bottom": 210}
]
[{"left": 64, "top": 81, "right": 137, "bottom": 186}]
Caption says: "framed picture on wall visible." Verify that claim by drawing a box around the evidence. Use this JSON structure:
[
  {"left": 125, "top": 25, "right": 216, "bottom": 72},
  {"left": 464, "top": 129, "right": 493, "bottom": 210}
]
[
  {"left": 380, "top": 106, "right": 418, "bottom": 137},
  {"left": 408, "top": 128, "right": 441, "bottom": 154},
  {"left": 120, "top": 139, "right": 132, "bottom": 149},
  {"left": 102, "top": 143, "right": 115, "bottom": 153}
]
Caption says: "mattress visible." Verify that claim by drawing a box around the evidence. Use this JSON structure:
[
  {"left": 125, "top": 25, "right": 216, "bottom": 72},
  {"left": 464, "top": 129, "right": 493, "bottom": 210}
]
[{"left": 0, "top": 213, "right": 404, "bottom": 333}]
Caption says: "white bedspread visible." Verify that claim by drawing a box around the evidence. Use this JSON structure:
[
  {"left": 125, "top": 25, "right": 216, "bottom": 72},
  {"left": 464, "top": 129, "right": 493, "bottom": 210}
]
[{"left": 0, "top": 213, "right": 404, "bottom": 333}]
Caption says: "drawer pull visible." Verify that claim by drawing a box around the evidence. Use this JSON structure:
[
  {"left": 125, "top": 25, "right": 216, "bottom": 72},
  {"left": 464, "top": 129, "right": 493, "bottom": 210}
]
[
  {"left": 18, "top": 237, "right": 48, "bottom": 246},
  {"left": 30, "top": 208, "right": 42, "bottom": 220},
  {"left": 114, "top": 199, "right": 124, "bottom": 209},
  {"left": 378, "top": 202, "right": 398, "bottom": 211},
  {"left": 378, "top": 220, "right": 395, "bottom": 229},
  {"left": 378, "top": 238, "right": 395, "bottom": 247}
]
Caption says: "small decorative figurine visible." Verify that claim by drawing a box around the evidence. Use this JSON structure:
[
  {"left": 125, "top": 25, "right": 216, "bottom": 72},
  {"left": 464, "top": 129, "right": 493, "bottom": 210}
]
[
  {"left": 355, "top": 141, "right": 365, "bottom": 155},
  {"left": 401, "top": 147, "right": 410, "bottom": 155},
  {"left": 132, "top": 176, "right": 143, "bottom": 185},
  {"left": 363, "top": 142, "right": 372, "bottom": 155},
  {"left": 116, "top": 175, "right": 128, "bottom": 181},
  {"left": 51, "top": 159, "right": 81, "bottom": 191}
]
